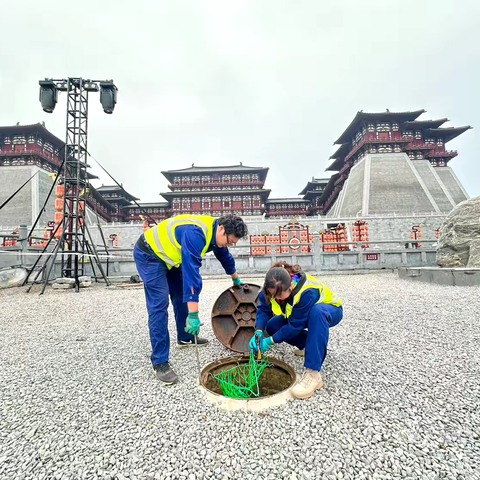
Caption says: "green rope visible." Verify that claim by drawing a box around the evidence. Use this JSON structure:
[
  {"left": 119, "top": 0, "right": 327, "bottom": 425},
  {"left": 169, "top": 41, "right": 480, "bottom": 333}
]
[{"left": 212, "top": 352, "right": 270, "bottom": 399}]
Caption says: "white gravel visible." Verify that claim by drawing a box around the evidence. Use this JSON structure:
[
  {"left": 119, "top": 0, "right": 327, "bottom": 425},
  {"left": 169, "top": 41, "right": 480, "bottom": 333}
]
[{"left": 1, "top": 272, "right": 479, "bottom": 480}]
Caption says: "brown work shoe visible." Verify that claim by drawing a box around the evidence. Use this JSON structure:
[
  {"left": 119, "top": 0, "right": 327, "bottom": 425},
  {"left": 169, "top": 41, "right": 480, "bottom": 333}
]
[
  {"left": 293, "top": 348, "right": 305, "bottom": 356},
  {"left": 292, "top": 369, "right": 323, "bottom": 399},
  {"left": 153, "top": 362, "right": 178, "bottom": 385}
]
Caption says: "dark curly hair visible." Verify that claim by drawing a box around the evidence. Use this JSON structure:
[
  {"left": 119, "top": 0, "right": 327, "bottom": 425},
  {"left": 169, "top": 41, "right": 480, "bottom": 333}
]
[
  {"left": 218, "top": 215, "right": 248, "bottom": 239},
  {"left": 263, "top": 261, "right": 302, "bottom": 301}
]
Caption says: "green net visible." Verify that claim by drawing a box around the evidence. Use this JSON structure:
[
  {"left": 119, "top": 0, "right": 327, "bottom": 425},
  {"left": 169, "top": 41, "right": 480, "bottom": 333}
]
[{"left": 212, "top": 352, "right": 270, "bottom": 399}]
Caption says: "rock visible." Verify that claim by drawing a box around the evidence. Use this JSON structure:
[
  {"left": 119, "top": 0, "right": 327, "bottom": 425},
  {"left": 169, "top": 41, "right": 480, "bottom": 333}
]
[
  {"left": 52, "top": 283, "right": 74, "bottom": 290},
  {"left": 0, "top": 267, "right": 28, "bottom": 289},
  {"left": 437, "top": 195, "right": 480, "bottom": 267},
  {"left": 78, "top": 276, "right": 91, "bottom": 283},
  {"left": 53, "top": 277, "right": 76, "bottom": 285},
  {"left": 79, "top": 281, "right": 92, "bottom": 288},
  {"left": 130, "top": 274, "right": 141, "bottom": 284}
]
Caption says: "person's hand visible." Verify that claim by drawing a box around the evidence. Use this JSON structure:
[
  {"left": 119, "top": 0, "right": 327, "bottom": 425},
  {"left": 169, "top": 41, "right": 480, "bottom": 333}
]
[
  {"left": 259, "top": 336, "right": 274, "bottom": 353},
  {"left": 185, "top": 311, "right": 200, "bottom": 336},
  {"left": 232, "top": 276, "right": 242, "bottom": 286},
  {"left": 249, "top": 330, "right": 263, "bottom": 350}
]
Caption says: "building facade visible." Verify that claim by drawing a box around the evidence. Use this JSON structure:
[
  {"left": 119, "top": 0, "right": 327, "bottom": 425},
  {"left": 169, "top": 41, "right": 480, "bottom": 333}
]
[
  {"left": 0, "top": 123, "right": 114, "bottom": 226},
  {"left": 317, "top": 110, "right": 471, "bottom": 215},
  {"left": 160, "top": 164, "right": 271, "bottom": 217}
]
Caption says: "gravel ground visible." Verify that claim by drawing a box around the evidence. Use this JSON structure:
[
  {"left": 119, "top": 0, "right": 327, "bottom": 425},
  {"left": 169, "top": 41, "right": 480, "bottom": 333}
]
[{"left": 1, "top": 272, "right": 479, "bottom": 480}]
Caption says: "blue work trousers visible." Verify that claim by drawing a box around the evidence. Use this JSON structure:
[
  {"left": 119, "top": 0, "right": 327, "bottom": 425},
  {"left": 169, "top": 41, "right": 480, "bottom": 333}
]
[
  {"left": 265, "top": 303, "right": 343, "bottom": 371},
  {"left": 133, "top": 243, "right": 193, "bottom": 365}
]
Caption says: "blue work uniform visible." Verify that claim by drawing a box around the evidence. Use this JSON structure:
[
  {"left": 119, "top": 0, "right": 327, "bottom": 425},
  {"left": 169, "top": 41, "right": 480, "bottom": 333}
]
[
  {"left": 133, "top": 219, "right": 236, "bottom": 365},
  {"left": 255, "top": 272, "right": 343, "bottom": 371}
]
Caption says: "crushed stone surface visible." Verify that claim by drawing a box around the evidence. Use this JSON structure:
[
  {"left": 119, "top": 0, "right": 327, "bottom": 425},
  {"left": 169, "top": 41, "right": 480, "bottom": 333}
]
[{"left": 0, "top": 273, "right": 479, "bottom": 480}]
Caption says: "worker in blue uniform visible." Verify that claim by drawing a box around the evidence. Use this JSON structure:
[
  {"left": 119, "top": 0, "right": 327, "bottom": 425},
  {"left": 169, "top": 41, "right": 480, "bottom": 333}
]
[
  {"left": 134, "top": 214, "right": 248, "bottom": 385},
  {"left": 249, "top": 261, "right": 343, "bottom": 399}
]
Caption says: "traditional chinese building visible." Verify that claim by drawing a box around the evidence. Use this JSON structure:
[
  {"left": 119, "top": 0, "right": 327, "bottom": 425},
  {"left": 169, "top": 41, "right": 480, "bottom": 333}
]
[
  {"left": 265, "top": 198, "right": 310, "bottom": 217},
  {"left": 0, "top": 123, "right": 113, "bottom": 226},
  {"left": 317, "top": 110, "right": 471, "bottom": 216},
  {"left": 96, "top": 185, "right": 141, "bottom": 222},
  {"left": 160, "top": 164, "right": 271, "bottom": 216},
  {"left": 123, "top": 202, "right": 169, "bottom": 223},
  {"left": 298, "top": 177, "right": 330, "bottom": 215}
]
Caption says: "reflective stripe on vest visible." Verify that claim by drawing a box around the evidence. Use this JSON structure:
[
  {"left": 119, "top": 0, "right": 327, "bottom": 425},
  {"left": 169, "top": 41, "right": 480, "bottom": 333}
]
[
  {"left": 271, "top": 273, "right": 342, "bottom": 318},
  {"left": 144, "top": 214, "right": 215, "bottom": 268}
]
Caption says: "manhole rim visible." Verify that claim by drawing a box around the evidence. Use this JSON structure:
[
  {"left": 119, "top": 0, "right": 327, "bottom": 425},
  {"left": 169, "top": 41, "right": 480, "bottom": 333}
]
[{"left": 199, "top": 355, "right": 297, "bottom": 411}]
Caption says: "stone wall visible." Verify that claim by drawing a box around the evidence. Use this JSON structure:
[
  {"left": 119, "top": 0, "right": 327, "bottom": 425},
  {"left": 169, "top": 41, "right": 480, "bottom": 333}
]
[
  {"left": 436, "top": 167, "right": 469, "bottom": 205},
  {"left": 0, "top": 166, "right": 34, "bottom": 226},
  {"left": 0, "top": 166, "right": 56, "bottom": 228},
  {"left": 412, "top": 161, "right": 455, "bottom": 213},
  {"left": 368, "top": 154, "right": 436, "bottom": 214}
]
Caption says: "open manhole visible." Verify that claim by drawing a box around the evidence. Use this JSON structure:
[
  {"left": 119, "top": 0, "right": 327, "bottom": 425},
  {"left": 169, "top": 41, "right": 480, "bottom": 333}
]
[{"left": 200, "top": 356, "right": 296, "bottom": 411}]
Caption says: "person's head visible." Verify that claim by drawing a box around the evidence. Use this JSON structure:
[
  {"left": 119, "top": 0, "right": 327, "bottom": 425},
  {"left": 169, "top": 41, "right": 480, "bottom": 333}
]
[
  {"left": 263, "top": 261, "right": 302, "bottom": 302},
  {"left": 215, "top": 215, "right": 248, "bottom": 248}
]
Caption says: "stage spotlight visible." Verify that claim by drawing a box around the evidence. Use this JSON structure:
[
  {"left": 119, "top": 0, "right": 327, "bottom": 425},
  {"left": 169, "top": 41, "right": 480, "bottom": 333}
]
[
  {"left": 99, "top": 81, "right": 118, "bottom": 114},
  {"left": 39, "top": 79, "right": 58, "bottom": 113}
]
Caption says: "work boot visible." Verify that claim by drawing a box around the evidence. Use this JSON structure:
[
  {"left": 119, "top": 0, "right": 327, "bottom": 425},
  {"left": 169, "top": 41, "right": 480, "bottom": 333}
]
[
  {"left": 177, "top": 337, "right": 209, "bottom": 347},
  {"left": 293, "top": 348, "right": 305, "bottom": 356},
  {"left": 292, "top": 369, "right": 323, "bottom": 399},
  {"left": 153, "top": 362, "right": 178, "bottom": 385}
]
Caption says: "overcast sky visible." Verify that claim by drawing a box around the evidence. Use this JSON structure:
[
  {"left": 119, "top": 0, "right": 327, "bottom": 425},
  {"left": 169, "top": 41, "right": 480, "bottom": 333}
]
[{"left": 0, "top": 0, "right": 478, "bottom": 201}]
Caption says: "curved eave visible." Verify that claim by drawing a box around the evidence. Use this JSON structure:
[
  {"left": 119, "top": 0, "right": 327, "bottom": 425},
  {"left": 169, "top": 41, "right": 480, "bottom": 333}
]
[
  {"left": 329, "top": 143, "right": 350, "bottom": 159},
  {"left": 302, "top": 190, "right": 326, "bottom": 200},
  {"left": 402, "top": 118, "right": 448, "bottom": 129},
  {"left": 425, "top": 126, "right": 472, "bottom": 143}
]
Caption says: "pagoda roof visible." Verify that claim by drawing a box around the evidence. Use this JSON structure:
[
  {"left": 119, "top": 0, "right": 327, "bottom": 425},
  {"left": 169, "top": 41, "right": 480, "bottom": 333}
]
[
  {"left": 124, "top": 202, "right": 168, "bottom": 209},
  {"left": 303, "top": 190, "right": 327, "bottom": 200},
  {"left": 88, "top": 186, "right": 115, "bottom": 210},
  {"left": 96, "top": 184, "right": 140, "bottom": 201},
  {"left": 162, "top": 163, "right": 268, "bottom": 182},
  {"left": 316, "top": 174, "right": 340, "bottom": 204},
  {"left": 160, "top": 189, "right": 271, "bottom": 200},
  {"left": 0, "top": 123, "right": 64, "bottom": 149},
  {"left": 329, "top": 143, "right": 350, "bottom": 159},
  {"left": 401, "top": 118, "right": 448, "bottom": 129},
  {"left": 334, "top": 109, "right": 426, "bottom": 144},
  {"left": 266, "top": 198, "right": 309, "bottom": 204},
  {"left": 326, "top": 157, "right": 345, "bottom": 172},
  {"left": 424, "top": 126, "right": 472, "bottom": 143},
  {"left": 298, "top": 178, "right": 330, "bottom": 195}
]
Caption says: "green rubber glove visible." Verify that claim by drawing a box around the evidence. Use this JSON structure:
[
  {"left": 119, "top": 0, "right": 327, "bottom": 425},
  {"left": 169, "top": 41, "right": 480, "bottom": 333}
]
[
  {"left": 185, "top": 311, "right": 200, "bottom": 336},
  {"left": 232, "top": 276, "right": 242, "bottom": 286}
]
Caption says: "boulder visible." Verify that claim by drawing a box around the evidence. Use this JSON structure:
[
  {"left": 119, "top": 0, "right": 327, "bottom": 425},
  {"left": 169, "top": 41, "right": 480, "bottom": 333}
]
[{"left": 436, "top": 195, "right": 480, "bottom": 267}]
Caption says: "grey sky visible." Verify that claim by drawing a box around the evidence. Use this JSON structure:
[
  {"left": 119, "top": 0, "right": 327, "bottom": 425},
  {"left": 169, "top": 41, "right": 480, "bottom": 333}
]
[{"left": 1, "top": 0, "right": 479, "bottom": 202}]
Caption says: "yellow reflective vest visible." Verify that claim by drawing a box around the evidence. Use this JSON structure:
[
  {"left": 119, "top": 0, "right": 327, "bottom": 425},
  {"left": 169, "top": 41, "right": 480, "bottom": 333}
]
[
  {"left": 271, "top": 273, "right": 342, "bottom": 318},
  {"left": 144, "top": 214, "right": 215, "bottom": 268}
]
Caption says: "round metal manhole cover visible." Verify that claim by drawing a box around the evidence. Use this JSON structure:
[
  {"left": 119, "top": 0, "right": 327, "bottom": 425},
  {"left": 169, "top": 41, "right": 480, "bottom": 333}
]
[{"left": 211, "top": 283, "right": 261, "bottom": 353}]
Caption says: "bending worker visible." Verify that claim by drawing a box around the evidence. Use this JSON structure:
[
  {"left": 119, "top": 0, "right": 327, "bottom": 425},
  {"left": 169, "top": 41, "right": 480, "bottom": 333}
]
[
  {"left": 134, "top": 214, "right": 248, "bottom": 385},
  {"left": 249, "top": 261, "right": 342, "bottom": 399}
]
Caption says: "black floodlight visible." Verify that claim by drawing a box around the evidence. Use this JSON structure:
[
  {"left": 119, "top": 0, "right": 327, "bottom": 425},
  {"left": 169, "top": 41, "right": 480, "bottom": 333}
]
[
  {"left": 39, "top": 79, "right": 58, "bottom": 113},
  {"left": 99, "top": 81, "right": 118, "bottom": 114},
  {"left": 84, "top": 81, "right": 99, "bottom": 92}
]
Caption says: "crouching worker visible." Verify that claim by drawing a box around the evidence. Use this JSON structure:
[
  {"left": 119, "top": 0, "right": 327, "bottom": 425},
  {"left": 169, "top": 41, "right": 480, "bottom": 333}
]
[
  {"left": 249, "top": 262, "right": 342, "bottom": 399},
  {"left": 134, "top": 214, "right": 248, "bottom": 385}
]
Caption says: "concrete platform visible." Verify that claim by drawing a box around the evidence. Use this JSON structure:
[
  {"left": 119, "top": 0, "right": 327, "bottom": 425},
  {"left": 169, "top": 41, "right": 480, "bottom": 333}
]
[{"left": 398, "top": 266, "right": 480, "bottom": 286}]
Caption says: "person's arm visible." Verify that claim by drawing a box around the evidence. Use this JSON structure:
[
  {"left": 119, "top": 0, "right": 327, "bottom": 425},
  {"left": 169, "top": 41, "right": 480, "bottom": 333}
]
[
  {"left": 213, "top": 246, "right": 236, "bottom": 276},
  {"left": 271, "top": 289, "right": 320, "bottom": 344},
  {"left": 254, "top": 291, "right": 274, "bottom": 330},
  {"left": 180, "top": 226, "right": 208, "bottom": 312}
]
